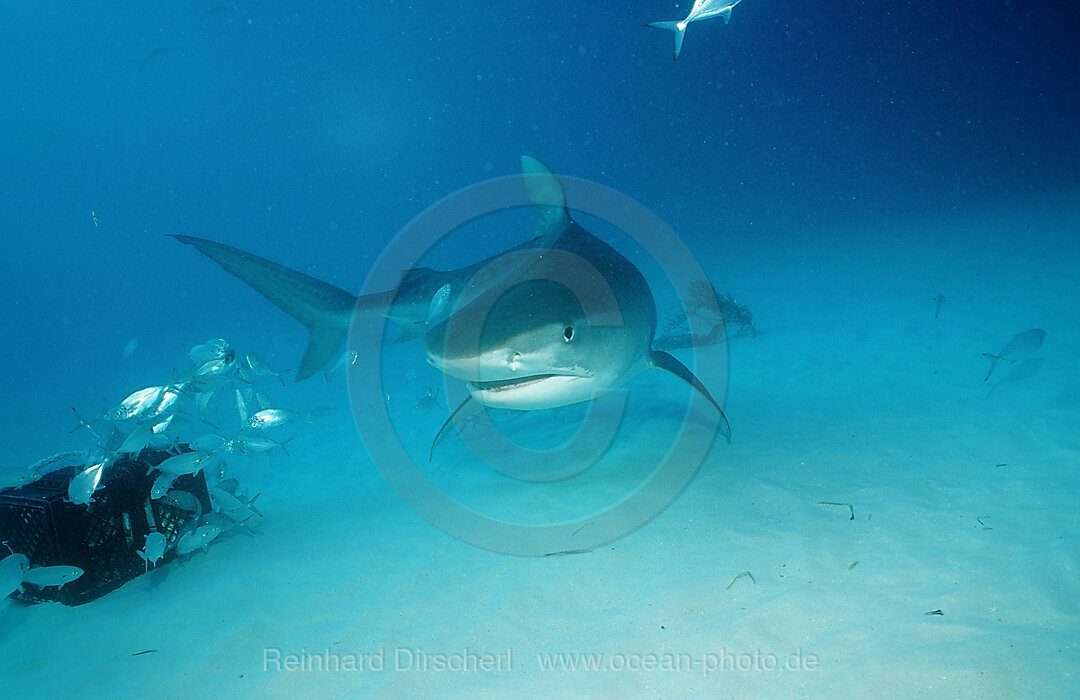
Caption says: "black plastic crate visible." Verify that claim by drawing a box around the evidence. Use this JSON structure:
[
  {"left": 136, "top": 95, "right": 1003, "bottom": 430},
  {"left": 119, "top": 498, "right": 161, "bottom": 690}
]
[{"left": 0, "top": 447, "right": 210, "bottom": 606}]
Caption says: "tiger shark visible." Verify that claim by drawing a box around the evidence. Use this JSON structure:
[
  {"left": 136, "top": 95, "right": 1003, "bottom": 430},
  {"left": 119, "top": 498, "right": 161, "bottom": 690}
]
[
  {"left": 173, "top": 157, "right": 730, "bottom": 453},
  {"left": 648, "top": 0, "right": 744, "bottom": 60}
]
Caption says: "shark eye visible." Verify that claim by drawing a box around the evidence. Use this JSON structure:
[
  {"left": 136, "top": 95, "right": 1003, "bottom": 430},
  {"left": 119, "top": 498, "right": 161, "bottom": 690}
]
[{"left": 563, "top": 326, "right": 575, "bottom": 342}]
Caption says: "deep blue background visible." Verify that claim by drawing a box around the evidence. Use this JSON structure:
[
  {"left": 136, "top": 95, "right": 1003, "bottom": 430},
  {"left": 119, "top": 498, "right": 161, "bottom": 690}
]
[{"left": 1, "top": 1, "right": 1077, "bottom": 464}]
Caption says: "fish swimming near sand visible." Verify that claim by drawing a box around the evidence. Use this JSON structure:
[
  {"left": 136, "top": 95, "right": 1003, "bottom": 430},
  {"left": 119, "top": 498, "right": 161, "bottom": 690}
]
[
  {"left": 22, "top": 565, "right": 84, "bottom": 589},
  {"left": 173, "top": 157, "right": 731, "bottom": 454},
  {"left": 176, "top": 525, "right": 224, "bottom": 555},
  {"left": 983, "top": 328, "right": 1046, "bottom": 381},
  {"left": 137, "top": 532, "right": 167, "bottom": 572},
  {"left": 0, "top": 553, "right": 30, "bottom": 597}
]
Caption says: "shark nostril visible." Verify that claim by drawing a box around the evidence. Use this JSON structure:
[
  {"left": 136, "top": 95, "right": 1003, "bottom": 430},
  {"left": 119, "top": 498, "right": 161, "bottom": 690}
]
[{"left": 509, "top": 352, "right": 521, "bottom": 371}]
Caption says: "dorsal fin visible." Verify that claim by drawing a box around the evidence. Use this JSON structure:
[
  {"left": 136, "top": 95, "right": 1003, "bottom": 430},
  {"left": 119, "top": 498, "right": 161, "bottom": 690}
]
[{"left": 521, "top": 156, "right": 570, "bottom": 243}]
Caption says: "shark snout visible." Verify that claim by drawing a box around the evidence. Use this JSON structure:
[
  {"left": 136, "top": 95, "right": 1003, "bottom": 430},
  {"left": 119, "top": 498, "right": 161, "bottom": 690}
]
[{"left": 427, "top": 345, "right": 561, "bottom": 383}]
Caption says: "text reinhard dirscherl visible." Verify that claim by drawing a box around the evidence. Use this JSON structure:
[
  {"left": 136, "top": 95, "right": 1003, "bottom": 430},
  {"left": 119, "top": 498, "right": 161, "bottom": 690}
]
[{"left": 262, "top": 648, "right": 818, "bottom": 677}]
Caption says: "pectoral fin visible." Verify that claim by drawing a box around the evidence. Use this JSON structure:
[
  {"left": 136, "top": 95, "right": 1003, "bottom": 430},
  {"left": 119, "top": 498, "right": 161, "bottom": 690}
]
[
  {"left": 430, "top": 394, "right": 484, "bottom": 460},
  {"left": 650, "top": 350, "right": 731, "bottom": 443}
]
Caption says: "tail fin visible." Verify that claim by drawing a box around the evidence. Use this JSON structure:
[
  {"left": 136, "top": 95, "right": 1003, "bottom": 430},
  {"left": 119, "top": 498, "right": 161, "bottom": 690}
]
[
  {"left": 650, "top": 350, "right": 731, "bottom": 443},
  {"left": 647, "top": 21, "right": 687, "bottom": 60},
  {"left": 172, "top": 235, "right": 356, "bottom": 381},
  {"left": 982, "top": 352, "right": 1001, "bottom": 382}
]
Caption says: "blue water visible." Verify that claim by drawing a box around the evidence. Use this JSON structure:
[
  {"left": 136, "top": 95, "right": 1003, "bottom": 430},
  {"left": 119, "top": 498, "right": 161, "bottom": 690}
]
[{"left": 2, "top": 2, "right": 1078, "bottom": 696}]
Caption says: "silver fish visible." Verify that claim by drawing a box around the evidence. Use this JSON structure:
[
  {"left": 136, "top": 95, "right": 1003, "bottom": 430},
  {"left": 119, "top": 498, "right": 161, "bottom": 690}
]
[
  {"left": 235, "top": 388, "right": 248, "bottom": 424},
  {"left": 237, "top": 361, "right": 255, "bottom": 384},
  {"left": 245, "top": 353, "right": 285, "bottom": 385},
  {"left": 69, "top": 407, "right": 119, "bottom": 442},
  {"left": 190, "top": 433, "right": 227, "bottom": 452},
  {"left": 117, "top": 423, "right": 156, "bottom": 455},
  {"left": 147, "top": 416, "right": 178, "bottom": 451},
  {"left": 154, "top": 451, "right": 214, "bottom": 476},
  {"left": 0, "top": 553, "right": 30, "bottom": 597},
  {"left": 246, "top": 408, "right": 298, "bottom": 430},
  {"left": 983, "top": 328, "right": 1046, "bottom": 381},
  {"left": 303, "top": 406, "right": 337, "bottom": 421},
  {"left": 159, "top": 490, "right": 202, "bottom": 514},
  {"left": 67, "top": 460, "right": 105, "bottom": 506},
  {"left": 137, "top": 532, "right": 167, "bottom": 572},
  {"left": 176, "top": 524, "right": 223, "bottom": 555},
  {"left": 151, "top": 415, "right": 175, "bottom": 434},
  {"left": 237, "top": 434, "right": 291, "bottom": 456},
  {"left": 150, "top": 470, "right": 179, "bottom": 500},
  {"left": 194, "top": 391, "right": 214, "bottom": 424},
  {"left": 426, "top": 283, "right": 451, "bottom": 325},
  {"left": 199, "top": 510, "right": 253, "bottom": 535},
  {"left": 194, "top": 356, "right": 235, "bottom": 376},
  {"left": 322, "top": 350, "right": 358, "bottom": 384},
  {"left": 253, "top": 391, "right": 273, "bottom": 410},
  {"left": 22, "top": 565, "right": 84, "bottom": 589},
  {"left": 108, "top": 386, "right": 166, "bottom": 421},
  {"left": 210, "top": 486, "right": 263, "bottom": 520},
  {"left": 148, "top": 383, "right": 186, "bottom": 418},
  {"left": 190, "top": 373, "right": 234, "bottom": 395},
  {"left": 413, "top": 387, "right": 441, "bottom": 412},
  {"left": 189, "top": 338, "right": 232, "bottom": 365},
  {"left": 214, "top": 477, "right": 239, "bottom": 494}
]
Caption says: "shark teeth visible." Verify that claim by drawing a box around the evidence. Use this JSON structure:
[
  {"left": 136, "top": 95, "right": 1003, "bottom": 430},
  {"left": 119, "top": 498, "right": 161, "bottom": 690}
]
[{"left": 470, "top": 374, "right": 558, "bottom": 392}]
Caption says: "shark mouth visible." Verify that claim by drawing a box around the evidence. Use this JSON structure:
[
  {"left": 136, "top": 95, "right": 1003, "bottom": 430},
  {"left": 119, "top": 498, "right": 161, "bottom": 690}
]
[{"left": 469, "top": 374, "right": 560, "bottom": 393}]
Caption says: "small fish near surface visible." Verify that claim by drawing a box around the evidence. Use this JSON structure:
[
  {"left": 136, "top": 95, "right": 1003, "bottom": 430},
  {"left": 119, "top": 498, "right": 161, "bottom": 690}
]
[
  {"left": 22, "top": 565, "right": 84, "bottom": 590},
  {"left": 932, "top": 293, "right": 946, "bottom": 319},
  {"left": 648, "top": 0, "right": 744, "bottom": 60},
  {"left": 983, "top": 328, "right": 1046, "bottom": 381}
]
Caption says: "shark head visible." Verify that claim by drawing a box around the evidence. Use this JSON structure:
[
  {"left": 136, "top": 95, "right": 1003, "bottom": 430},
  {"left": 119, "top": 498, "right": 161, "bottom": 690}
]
[
  {"left": 424, "top": 157, "right": 731, "bottom": 454},
  {"left": 424, "top": 275, "right": 651, "bottom": 410}
]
